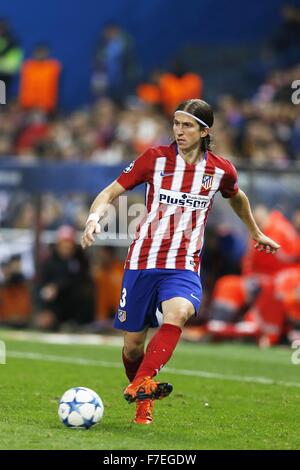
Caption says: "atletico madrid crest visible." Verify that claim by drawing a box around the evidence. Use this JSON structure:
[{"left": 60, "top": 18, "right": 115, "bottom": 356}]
[
  {"left": 118, "top": 309, "right": 126, "bottom": 322},
  {"left": 201, "top": 174, "right": 214, "bottom": 190}
]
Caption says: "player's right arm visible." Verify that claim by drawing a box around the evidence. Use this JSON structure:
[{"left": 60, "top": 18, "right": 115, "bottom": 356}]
[
  {"left": 81, "top": 180, "right": 126, "bottom": 249},
  {"left": 81, "top": 148, "right": 153, "bottom": 249}
]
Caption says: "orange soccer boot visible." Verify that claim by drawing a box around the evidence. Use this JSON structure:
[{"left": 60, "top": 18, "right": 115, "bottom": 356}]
[
  {"left": 124, "top": 375, "right": 173, "bottom": 403},
  {"left": 133, "top": 398, "right": 154, "bottom": 425}
]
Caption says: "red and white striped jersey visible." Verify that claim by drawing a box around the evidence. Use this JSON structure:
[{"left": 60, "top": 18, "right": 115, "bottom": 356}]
[{"left": 117, "top": 143, "right": 239, "bottom": 273}]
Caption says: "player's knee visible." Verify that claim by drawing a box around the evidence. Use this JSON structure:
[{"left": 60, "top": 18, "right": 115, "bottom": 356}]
[{"left": 164, "top": 307, "right": 194, "bottom": 327}]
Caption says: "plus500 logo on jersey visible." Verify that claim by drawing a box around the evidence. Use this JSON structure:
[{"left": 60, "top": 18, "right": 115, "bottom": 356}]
[{"left": 159, "top": 189, "right": 209, "bottom": 209}]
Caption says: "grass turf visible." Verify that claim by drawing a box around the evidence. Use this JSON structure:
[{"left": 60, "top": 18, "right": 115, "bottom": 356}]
[{"left": 0, "top": 333, "right": 300, "bottom": 450}]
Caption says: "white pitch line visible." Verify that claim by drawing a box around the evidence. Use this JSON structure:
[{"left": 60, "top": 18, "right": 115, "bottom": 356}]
[
  {"left": 1, "top": 330, "right": 293, "bottom": 366},
  {"left": 8, "top": 351, "right": 120, "bottom": 369},
  {"left": 7, "top": 350, "right": 300, "bottom": 390}
]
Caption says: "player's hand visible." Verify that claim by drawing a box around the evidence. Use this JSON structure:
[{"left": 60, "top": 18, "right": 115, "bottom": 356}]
[
  {"left": 81, "top": 221, "right": 101, "bottom": 249},
  {"left": 253, "top": 232, "right": 280, "bottom": 254}
]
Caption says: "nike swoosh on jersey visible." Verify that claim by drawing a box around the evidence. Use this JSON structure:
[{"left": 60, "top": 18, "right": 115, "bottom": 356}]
[
  {"left": 160, "top": 171, "right": 175, "bottom": 177},
  {"left": 191, "top": 293, "right": 200, "bottom": 301}
]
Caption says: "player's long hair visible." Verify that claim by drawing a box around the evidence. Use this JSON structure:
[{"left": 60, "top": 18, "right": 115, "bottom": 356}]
[{"left": 175, "top": 99, "right": 214, "bottom": 152}]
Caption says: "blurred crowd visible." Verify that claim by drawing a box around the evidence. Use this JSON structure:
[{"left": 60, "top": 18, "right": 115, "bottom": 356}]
[
  {"left": 0, "top": 64, "right": 300, "bottom": 166},
  {"left": 0, "top": 10, "right": 299, "bottom": 167},
  {"left": 193, "top": 206, "right": 300, "bottom": 347},
  {"left": 1, "top": 205, "right": 300, "bottom": 347},
  {"left": 0, "top": 99, "right": 171, "bottom": 164},
  {"left": 0, "top": 226, "right": 124, "bottom": 333}
]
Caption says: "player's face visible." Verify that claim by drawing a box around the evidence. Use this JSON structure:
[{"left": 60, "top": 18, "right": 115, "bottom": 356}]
[{"left": 173, "top": 115, "right": 208, "bottom": 151}]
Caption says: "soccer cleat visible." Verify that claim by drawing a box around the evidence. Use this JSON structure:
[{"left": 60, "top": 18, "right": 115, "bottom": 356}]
[
  {"left": 124, "top": 376, "right": 173, "bottom": 403},
  {"left": 133, "top": 399, "right": 154, "bottom": 425}
]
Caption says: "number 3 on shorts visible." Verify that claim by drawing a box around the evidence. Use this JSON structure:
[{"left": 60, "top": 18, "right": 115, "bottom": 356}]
[{"left": 120, "top": 288, "right": 127, "bottom": 308}]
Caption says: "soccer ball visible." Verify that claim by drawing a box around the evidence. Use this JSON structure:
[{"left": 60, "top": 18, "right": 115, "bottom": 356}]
[{"left": 58, "top": 387, "right": 104, "bottom": 429}]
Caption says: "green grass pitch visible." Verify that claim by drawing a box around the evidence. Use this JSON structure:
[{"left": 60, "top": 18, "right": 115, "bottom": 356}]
[{"left": 0, "top": 332, "right": 300, "bottom": 450}]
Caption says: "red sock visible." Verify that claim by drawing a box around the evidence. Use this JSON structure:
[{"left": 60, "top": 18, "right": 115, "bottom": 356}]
[
  {"left": 135, "top": 323, "right": 182, "bottom": 379},
  {"left": 122, "top": 348, "right": 144, "bottom": 382}
]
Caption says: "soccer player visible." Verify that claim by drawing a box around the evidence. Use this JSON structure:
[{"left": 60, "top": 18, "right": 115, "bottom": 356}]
[{"left": 81, "top": 99, "right": 280, "bottom": 424}]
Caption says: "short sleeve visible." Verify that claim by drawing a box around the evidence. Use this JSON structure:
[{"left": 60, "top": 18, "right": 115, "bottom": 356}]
[
  {"left": 116, "top": 149, "right": 152, "bottom": 190},
  {"left": 219, "top": 161, "right": 239, "bottom": 198}
]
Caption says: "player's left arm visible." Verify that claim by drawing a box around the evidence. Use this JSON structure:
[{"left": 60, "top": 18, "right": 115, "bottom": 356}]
[{"left": 228, "top": 189, "right": 280, "bottom": 254}]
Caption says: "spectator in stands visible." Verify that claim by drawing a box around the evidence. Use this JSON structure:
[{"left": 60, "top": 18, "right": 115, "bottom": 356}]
[
  {"left": 205, "top": 207, "right": 300, "bottom": 346},
  {"left": 242, "top": 207, "right": 300, "bottom": 276},
  {"left": 40, "top": 194, "right": 64, "bottom": 229},
  {"left": 15, "top": 109, "right": 49, "bottom": 159},
  {"left": 0, "top": 134, "right": 12, "bottom": 156},
  {"left": 213, "top": 207, "right": 295, "bottom": 344},
  {"left": 270, "top": 3, "right": 300, "bottom": 67},
  {"left": 0, "top": 254, "right": 32, "bottom": 327},
  {"left": 0, "top": 61, "right": 297, "bottom": 165},
  {"left": 213, "top": 276, "right": 260, "bottom": 322},
  {"left": 233, "top": 265, "right": 300, "bottom": 347},
  {"left": 12, "top": 201, "right": 36, "bottom": 229},
  {"left": 137, "top": 68, "right": 203, "bottom": 115},
  {"left": 91, "top": 246, "right": 124, "bottom": 330},
  {"left": 200, "top": 224, "right": 245, "bottom": 300},
  {"left": 275, "top": 267, "right": 300, "bottom": 340},
  {"left": 19, "top": 44, "right": 61, "bottom": 113},
  {"left": 206, "top": 274, "right": 260, "bottom": 327},
  {"left": 91, "top": 24, "right": 139, "bottom": 103},
  {"left": 0, "top": 19, "right": 23, "bottom": 96},
  {"left": 36, "top": 225, "right": 95, "bottom": 331}
]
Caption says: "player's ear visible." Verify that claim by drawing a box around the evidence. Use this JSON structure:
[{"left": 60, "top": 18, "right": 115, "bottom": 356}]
[{"left": 200, "top": 129, "right": 209, "bottom": 138}]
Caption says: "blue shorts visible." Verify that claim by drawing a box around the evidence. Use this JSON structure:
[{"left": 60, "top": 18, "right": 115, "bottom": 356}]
[{"left": 113, "top": 268, "right": 202, "bottom": 332}]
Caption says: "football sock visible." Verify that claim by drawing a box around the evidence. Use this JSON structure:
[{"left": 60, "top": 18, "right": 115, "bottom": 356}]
[
  {"left": 135, "top": 323, "right": 182, "bottom": 379},
  {"left": 122, "top": 348, "right": 144, "bottom": 382}
]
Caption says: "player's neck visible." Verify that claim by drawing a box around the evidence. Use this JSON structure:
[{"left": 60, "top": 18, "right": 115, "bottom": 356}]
[{"left": 178, "top": 144, "right": 204, "bottom": 165}]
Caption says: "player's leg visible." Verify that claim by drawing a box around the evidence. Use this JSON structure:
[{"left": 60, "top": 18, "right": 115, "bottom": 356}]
[
  {"left": 122, "top": 325, "right": 173, "bottom": 420},
  {"left": 122, "top": 329, "right": 148, "bottom": 382},
  {"left": 133, "top": 297, "right": 194, "bottom": 378},
  {"left": 114, "top": 269, "right": 164, "bottom": 423},
  {"left": 123, "top": 270, "right": 202, "bottom": 403},
  {"left": 122, "top": 329, "right": 154, "bottom": 424},
  {"left": 162, "top": 296, "right": 196, "bottom": 327},
  {"left": 114, "top": 269, "right": 152, "bottom": 380},
  {"left": 123, "top": 297, "right": 194, "bottom": 403}
]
